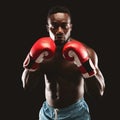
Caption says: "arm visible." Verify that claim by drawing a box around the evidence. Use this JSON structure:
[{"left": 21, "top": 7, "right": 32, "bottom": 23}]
[
  {"left": 21, "top": 37, "right": 56, "bottom": 117},
  {"left": 21, "top": 68, "right": 45, "bottom": 117},
  {"left": 22, "top": 68, "right": 45, "bottom": 90},
  {"left": 21, "top": 37, "right": 56, "bottom": 89},
  {"left": 62, "top": 40, "right": 105, "bottom": 97},
  {"left": 84, "top": 47, "right": 105, "bottom": 96}
]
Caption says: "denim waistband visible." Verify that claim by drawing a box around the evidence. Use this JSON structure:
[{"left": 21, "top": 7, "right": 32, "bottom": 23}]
[{"left": 44, "top": 98, "right": 85, "bottom": 113}]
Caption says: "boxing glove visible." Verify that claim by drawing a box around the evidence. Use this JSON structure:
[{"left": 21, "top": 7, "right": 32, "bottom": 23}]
[
  {"left": 62, "top": 40, "right": 96, "bottom": 78},
  {"left": 23, "top": 37, "right": 56, "bottom": 71}
]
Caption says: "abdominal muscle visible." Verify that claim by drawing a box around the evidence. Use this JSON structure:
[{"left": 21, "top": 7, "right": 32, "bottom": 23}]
[
  {"left": 44, "top": 73, "right": 84, "bottom": 108},
  {"left": 40, "top": 52, "right": 85, "bottom": 108}
]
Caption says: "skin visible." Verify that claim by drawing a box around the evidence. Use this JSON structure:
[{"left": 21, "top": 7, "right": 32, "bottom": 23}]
[{"left": 22, "top": 12, "right": 105, "bottom": 108}]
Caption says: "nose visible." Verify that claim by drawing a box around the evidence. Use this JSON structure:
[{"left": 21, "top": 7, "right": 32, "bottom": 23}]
[{"left": 56, "top": 26, "right": 64, "bottom": 34}]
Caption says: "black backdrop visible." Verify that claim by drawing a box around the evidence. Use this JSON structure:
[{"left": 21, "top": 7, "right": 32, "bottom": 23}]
[{"left": 1, "top": 0, "right": 119, "bottom": 120}]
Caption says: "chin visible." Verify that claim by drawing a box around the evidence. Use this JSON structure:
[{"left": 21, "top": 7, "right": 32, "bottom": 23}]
[{"left": 55, "top": 40, "right": 66, "bottom": 46}]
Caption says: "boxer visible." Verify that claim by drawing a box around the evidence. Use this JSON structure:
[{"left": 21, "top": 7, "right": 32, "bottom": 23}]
[{"left": 22, "top": 5, "right": 105, "bottom": 120}]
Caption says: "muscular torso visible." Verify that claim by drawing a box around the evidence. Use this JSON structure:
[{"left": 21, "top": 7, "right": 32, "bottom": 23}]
[
  {"left": 40, "top": 46, "right": 85, "bottom": 108},
  {"left": 24, "top": 40, "right": 104, "bottom": 108}
]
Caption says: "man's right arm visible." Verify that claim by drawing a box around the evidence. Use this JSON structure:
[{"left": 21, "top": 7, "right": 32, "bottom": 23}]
[
  {"left": 21, "top": 37, "right": 56, "bottom": 90},
  {"left": 21, "top": 68, "right": 44, "bottom": 90},
  {"left": 21, "top": 68, "right": 45, "bottom": 118}
]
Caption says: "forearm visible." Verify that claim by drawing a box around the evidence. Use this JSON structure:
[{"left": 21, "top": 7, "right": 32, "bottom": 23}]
[
  {"left": 21, "top": 68, "right": 45, "bottom": 91},
  {"left": 85, "top": 68, "right": 105, "bottom": 97},
  {"left": 94, "top": 69, "right": 105, "bottom": 96},
  {"left": 21, "top": 69, "right": 30, "bottom": 89}
]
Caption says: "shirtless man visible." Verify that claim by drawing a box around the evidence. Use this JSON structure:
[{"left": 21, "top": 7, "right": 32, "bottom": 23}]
[{"left": 22, "top": 5, "right": 105, "bottom": 120}]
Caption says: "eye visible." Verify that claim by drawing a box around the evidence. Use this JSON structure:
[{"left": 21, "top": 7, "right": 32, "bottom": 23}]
[
  {"left": 61, "top": 23, "right": 69, "bottom": 29},
  {"left": 51, "top": 22, "right": 59, "bottom": 29},
  {"left": 49, "top": 22, "right": 70, "bottom": 29}
]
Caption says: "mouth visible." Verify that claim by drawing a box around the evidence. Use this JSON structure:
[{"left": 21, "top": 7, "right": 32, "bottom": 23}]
[
  {"left": 55, "top": 35, "right": 66, "bottom": 45},
  {"left": 56, "top": 36, "right": 64, "bottom": 40}
]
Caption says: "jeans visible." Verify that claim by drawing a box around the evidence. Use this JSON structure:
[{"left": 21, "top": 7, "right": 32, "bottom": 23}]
[{"left": 39, "top": 98, "right": 91, "bottom": 120}]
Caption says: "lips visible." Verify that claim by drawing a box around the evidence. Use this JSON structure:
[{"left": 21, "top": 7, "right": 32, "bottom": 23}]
[
  {"left": 56, "top": 35, "right": 63, "bottom": 39},
  {"left": 55, "top": 35, "right": 64, "bottom": 40}
]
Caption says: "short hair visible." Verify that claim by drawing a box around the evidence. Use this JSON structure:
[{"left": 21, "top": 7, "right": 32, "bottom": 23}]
[{"left": 47, "top": 5, "right": 71, "bottom": 20}]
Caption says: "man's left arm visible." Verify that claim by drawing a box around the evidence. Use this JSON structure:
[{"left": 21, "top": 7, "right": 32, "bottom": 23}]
[
  {"left": 84, "top": 47, "right": 105, "bottom": 97},
  {"left": 62, "top": 40, "right": 105, "bottom": 96}
]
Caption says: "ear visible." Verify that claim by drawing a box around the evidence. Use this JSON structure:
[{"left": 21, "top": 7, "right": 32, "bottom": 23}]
[{"left": 70, "top": 24, "right": 73, "bottom": 29}]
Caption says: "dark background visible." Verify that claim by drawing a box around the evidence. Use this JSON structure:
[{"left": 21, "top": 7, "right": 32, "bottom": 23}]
[{"left": 1, "top": 0, "right": 119, "bottom": 120}]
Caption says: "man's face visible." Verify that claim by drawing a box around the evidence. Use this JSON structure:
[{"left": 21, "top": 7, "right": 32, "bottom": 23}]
[{"left": 47, "top": 13, "right": 72, "bottom": 45}]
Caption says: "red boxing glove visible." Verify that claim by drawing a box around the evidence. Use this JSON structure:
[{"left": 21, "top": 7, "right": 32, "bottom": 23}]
[
  {"left": 62, "top": 40, "right": 96, "bottom": 78},
  {"left": 23, "top": 37, "right": 56, "bottom": 71}
]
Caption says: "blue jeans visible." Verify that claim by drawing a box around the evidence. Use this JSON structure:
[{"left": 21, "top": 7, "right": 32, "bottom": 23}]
[{"left": 39, "top": 98, "right": 91, "bottom": 120}]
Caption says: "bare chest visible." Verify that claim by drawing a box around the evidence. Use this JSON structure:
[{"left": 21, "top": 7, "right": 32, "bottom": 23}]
[{"left": 40, "top": 55, "right": 82, "bottom": 86}]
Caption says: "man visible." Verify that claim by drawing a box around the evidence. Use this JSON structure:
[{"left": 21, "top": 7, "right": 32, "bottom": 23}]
[{"left": 22, "top": 5, "right": 105, "bottom": 120}]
